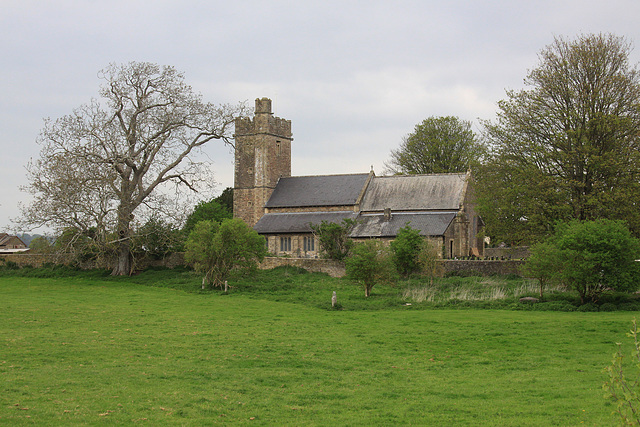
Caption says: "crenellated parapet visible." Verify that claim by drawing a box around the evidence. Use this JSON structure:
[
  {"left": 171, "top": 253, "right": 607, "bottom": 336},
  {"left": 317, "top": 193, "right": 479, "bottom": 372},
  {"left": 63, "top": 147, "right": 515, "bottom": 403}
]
[
  {"left": 234, "top": 98, "right": 292, "bottom": 140},
  {"left": 233, "top": 98, "right": 293, "bottom": 227}
]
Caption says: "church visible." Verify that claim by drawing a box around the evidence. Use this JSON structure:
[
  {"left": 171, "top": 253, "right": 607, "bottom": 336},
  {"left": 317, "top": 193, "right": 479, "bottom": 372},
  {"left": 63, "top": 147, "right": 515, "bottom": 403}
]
[{"left": 233, "top": 98, "right": 484, "bottom": 259}]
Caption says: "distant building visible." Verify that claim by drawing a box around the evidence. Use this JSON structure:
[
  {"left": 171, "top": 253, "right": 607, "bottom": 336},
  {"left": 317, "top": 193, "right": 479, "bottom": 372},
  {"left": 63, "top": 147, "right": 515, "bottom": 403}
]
[
  {"left": 0, "top": 233, "right": 29, "bottom": 254},
  {"left": 234, "top": 98, "right": 484, "bottom": 258}
]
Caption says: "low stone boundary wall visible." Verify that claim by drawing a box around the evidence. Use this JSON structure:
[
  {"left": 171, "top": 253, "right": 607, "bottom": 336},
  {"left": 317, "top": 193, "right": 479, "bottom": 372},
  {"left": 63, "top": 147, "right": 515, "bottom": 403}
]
[
  {"left": 259, "top": 257, "right": 346, "bottom": 277},
  {"left": 483, "top": 246, "right": 530, "bottom": 260},
  {"left": 0, "top": 252, "right": 185, "bottom": 271},
  {"left": 1, "top": 253, "right": 525, "bottom": 278},
  {"left": 441, "top": 259, "right": 525, "bottom": 276}
]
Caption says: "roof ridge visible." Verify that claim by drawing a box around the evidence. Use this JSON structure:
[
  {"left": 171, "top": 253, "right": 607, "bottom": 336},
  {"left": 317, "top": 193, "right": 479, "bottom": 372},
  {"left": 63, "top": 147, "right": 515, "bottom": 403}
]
[{"left": 284, "top": 172, "right": 369, "bottom": 179}]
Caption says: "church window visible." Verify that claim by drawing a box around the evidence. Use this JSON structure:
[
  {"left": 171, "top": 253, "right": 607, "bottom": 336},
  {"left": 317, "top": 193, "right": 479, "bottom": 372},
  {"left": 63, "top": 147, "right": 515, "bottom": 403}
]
[
  {"left": 280, "top": 236, "right": 291, "bottom": 252},
  {"left": 303, "top": 236, "right": 315, "bottom": 252}
]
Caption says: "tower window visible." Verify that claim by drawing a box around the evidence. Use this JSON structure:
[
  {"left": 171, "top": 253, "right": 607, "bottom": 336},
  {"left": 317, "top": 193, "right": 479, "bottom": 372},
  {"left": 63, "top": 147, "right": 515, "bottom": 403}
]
[{"left": 276, "top": 141, "right": 281, "bottom": 156}]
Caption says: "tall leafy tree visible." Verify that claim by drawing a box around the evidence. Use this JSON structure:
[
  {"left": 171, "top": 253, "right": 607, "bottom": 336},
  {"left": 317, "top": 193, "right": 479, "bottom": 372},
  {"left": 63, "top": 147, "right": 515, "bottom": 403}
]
[
  {"left": 524, "top": 219, "right": 640, "bottom": 304},
  {"left": 183, "top": 199, "right": 232, "bottom": 235},
  {"left": 185, "top": 219, "right": 266, "bottom": 290},
  {"left": 385, "top": 116, "right": 484, "bottom": 174},
  {"left": 20, "top": 62, "right": 246, "bottom": 275},
  {"left": 477, "top": 34, "right": 640, "bottom": 244}
]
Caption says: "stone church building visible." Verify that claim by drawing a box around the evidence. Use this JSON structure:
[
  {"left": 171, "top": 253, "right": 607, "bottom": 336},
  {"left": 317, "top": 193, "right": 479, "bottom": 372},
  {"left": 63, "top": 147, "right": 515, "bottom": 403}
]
[{"left": 233, "top": 98, "right": 484, "bottom": 259}]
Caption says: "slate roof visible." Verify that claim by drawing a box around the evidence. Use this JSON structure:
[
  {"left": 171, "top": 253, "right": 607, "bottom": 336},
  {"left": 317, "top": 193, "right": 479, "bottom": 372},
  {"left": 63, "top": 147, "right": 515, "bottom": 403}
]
[
  {"left": 350, "top": 212, "right": 457, "bottom": 238},
  {"left": 254, "top": 211, "right": 358, "bottom": 234},
  {"left": 359, "top": 173, "right": 467, "bottom": 212},
  {"left": 264, "top": 173, "right": 370, "bottom": 208}
]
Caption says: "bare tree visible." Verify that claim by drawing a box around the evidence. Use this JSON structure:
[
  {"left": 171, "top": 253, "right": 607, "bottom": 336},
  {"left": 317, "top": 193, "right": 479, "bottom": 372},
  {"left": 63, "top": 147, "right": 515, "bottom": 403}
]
[{"left": 20, "top": 62, "right": 247, "bottom": 275}]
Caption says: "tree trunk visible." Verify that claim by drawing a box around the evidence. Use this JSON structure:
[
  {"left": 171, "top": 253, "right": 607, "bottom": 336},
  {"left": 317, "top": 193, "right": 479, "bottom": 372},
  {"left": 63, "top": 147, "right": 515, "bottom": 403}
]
[
  {"left": 365, "top": 285, "right": 371, "bottom": 297},
  {"left": 111, "top": 205, "right": 133, "bottom": 276},
  {"left": 112, "top": 241, "right": 132, "bottom": 276}
]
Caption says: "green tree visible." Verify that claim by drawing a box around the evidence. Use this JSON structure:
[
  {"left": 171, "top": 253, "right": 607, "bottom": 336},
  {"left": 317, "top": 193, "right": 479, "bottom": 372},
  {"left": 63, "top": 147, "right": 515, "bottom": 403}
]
[
  {"left": 477, "top": 34, "right": 640, "bottom": 244},
  {"left": 310, "top": 218, "right": 356, "bottom": 261},
  {"left": 20, "top": 62, "right": 246, "bottom": 275},
  {"left": 520, "top": 241, "right": 559, "bottom": 298},
  {"left": 215, "top": 187, "right": 234, "bottom": 213},
  {"left": 28, "top": 236, "right": 53, "bottom": 253},
  {"left": 418, "top": 239, "right": 444, "bottom": 286},
  {"left": 131, "top": 218, "right": 183, "bottom": 260},
  {"left": 184, "top": 218, "right": 266, "bottom": 290},
  {"left": 345, "top": 240, "right": 397, "bottom": 297},
  {"left": 390, "top": 224, "right": 423, "bottom": 276},
  {"left": 183, "top": 199, "right": 232, "bottom": 235},
  {"left": 526, "top": 219, "right": 640, "bottom": 304},
  {"left": 385, "top": 116, "right": 484, "bottom": 175}
]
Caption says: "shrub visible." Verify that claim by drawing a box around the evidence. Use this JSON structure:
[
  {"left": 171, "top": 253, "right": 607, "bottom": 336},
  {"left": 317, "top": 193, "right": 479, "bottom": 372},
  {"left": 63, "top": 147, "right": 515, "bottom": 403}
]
[
  {"left": 345, "top": 240, "right": 397, "bottom": 297},
  {"left": 577, "top": 303, "right": 599, "bottom": 312},
  {"left": 185, "top": 219, "right": 267, "bottom": 290},
  {"left": 618, "top": 302, "right": 640, "bottom": 312},
  {"left": 599, "top": 303, "right": 617, "bottom": 312},
  {"left": 525, "top": 219, "right": 640, "bottom": 304},
  {"left": 603, "top": 319, "right": 640, "bottom": 425},
  {"left": 310, "top": 219, "right": 356, "bottom": 261},
  {"left": 391, "top": 224, "right": 423, "bottom": 276},
  {"left": 532, "top": 301, "right": 576, "bottom": 312}
]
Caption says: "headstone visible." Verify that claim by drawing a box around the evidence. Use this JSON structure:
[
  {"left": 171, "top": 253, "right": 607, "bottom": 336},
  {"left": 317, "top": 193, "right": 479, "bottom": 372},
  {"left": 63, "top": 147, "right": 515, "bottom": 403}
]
[{"left": 332, "top": 291, "right": 337, "bottom": 308}]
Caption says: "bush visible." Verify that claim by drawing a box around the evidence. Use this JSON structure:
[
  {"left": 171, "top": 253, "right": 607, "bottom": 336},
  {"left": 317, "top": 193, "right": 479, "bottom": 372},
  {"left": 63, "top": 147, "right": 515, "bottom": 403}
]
[
  {"left": 346, "top": 240, "right": 397, "bottom": 297},
  {"left": 532, "top": 301, "right": 576, "bottom": 312},
  {"left": 577, "top": 303, "right": 599, "bottom": 312},
  {"left": 525, "top": 220, "right": 640, "bottom": 304},
  {"left": 1, "top": 260, "right": 21, "bottom": 270},
  {"left": 618, "top": 302, "right": 640, "bottom": 312},
  {"left": 391, "top": 224, "right": 423, "bottom": 276},
  {"left": 599, "top": 303, "right": 617, "bottom": 312},
  {"left": 604, "top": 319, "right": 640, "bottom": 424},
  {"left": 310, "top": 219, "right": 356, "bottom": 261}
]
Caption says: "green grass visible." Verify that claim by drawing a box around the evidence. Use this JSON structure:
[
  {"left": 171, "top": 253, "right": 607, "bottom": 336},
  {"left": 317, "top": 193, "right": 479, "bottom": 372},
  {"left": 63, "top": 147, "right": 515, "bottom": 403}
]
[{"left": 0, "top": 268, "right": 637, "bottom": 424}]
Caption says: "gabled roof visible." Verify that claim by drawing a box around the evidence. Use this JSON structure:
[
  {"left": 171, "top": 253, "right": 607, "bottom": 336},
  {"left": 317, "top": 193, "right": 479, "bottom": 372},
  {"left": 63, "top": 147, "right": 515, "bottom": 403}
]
[
  {"left": 359, "top": 173, "right": 467, "bottom": 212},
  {"left": 254, "top": 211, "right": 358, "bottom": 234},
  {"left": 0, "top": 234, "right": 27, "bottom": 248},
  {"left": 350, "top": 212, "right": 457, "bottom": 238},
  {"left": 265, "top": 173, "right": 370, "bottom": 208}
]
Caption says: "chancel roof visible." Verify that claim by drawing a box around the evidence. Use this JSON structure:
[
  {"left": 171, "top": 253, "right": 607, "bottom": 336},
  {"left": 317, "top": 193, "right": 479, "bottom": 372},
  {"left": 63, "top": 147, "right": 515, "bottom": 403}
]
[
  {"left": 265, "top": 173, "right": 370, "bottom": 208},
  {"left": 254, "top": 211, "right": 358, "bottom": 234},
  {"left": 350, "top": 212, "right": 457, "bottom": 238},
  {"left": 359, "top": 173, "right": 467, "bottom": 212}
]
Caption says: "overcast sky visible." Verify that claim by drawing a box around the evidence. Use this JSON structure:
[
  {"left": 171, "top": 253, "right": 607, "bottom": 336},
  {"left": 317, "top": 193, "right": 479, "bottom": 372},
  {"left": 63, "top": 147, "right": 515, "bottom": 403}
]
[{"left": 2, "top": 0, "right": 639, "bottom": 233}]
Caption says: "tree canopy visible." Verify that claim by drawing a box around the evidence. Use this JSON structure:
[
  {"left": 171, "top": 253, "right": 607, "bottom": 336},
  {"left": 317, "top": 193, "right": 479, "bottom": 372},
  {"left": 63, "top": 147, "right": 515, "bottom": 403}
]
[
  {"left": 345, "top": 240, "right": 396, "bottom": 297},
  {"left": 385, "top": 116, "right": 484, "bottom": 175},
  {"left": 524, "top": 219, "right": 640, "bottom": 304},
  {"left": 310, "top": 219, "right": 356, "bottom": 261},
  {"left": 20, "top": 62, "right": 246, "bottom": 275},
  {"left": 476, "top": 34, "right": 640, "bottom": 244},
  {"left": 184, "top": 218, "right": 266, "bottom": 290}
]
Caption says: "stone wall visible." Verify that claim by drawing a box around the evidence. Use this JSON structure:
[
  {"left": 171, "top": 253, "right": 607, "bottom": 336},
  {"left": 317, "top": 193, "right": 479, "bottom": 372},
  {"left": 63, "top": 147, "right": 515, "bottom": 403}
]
[
  {"left": 258, "top": 256, "right": 346, "bottom": 277},
  {"left": 441, "top": 259, "right": 525, "bottom": 276},
  {"left": 483, "top": 246, "right": 530, "bottom": 260},
  {"left": 0, "top": 252, "right": 185, "bottom": 271},
  {"left": 1, "top": 253, "right": 525, "bottom": 278}
]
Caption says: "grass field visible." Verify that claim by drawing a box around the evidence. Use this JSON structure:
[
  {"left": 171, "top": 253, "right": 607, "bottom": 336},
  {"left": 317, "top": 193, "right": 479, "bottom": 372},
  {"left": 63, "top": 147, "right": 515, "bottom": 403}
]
[{"left": 0, "top": 268, "right": 637, "bottom": 425}]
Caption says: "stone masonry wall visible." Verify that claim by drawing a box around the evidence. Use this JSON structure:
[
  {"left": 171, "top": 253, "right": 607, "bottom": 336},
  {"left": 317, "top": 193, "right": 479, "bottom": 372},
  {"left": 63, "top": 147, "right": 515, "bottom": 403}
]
[
  {"left": 1, "top": 253, "right": 525, "bottom": 278},
  {"left": 258, "top": 256, "right": 346, "bottom": 277}
]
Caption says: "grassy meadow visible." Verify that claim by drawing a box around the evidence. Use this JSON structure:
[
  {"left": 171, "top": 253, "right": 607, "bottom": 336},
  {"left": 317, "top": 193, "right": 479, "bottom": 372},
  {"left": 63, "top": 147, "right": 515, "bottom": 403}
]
[{"left": 1, "top": 266, "right": 638, "bottom": 425}]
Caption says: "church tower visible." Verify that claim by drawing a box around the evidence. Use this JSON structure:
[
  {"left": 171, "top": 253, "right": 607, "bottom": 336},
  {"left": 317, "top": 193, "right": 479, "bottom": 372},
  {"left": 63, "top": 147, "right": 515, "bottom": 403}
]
[{"left": 233, "top": 98, "right": 292, "bottom": 226}]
